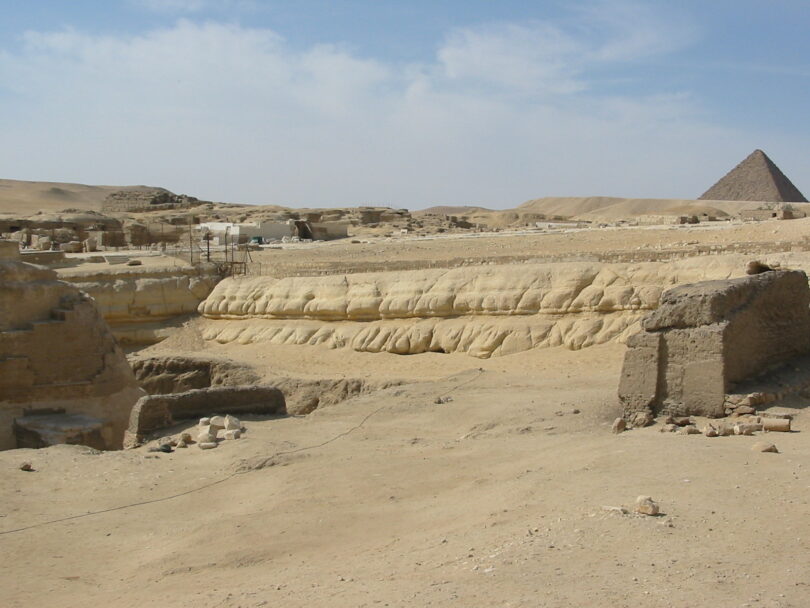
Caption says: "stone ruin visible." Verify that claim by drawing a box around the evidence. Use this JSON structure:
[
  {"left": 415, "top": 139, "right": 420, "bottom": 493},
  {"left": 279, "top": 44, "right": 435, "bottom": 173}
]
[
  {"left": 619, "top": 269, "right": 810, "bottom": 420},
  {"left": 0, "top": 239, "right": 145, "bottom": 450},
  {"left": 102, "top": 189, "right": 207, "bottom": 213},
  {"left": 124, "top": 386, "right": 286, "bottom": 447}
]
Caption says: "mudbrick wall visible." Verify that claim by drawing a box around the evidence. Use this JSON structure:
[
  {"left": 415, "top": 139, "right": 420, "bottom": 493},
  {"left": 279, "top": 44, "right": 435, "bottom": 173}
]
[{"left": 618, "top": 270, "right": 810, "bottom": 418}]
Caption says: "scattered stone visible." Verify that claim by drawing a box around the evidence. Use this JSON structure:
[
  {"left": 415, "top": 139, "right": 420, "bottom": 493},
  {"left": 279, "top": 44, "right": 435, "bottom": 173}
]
[
  {"left": 198, "top": 442, "right": 218, "bottom": 450},
  {"left": 752, "top": 441, "right": 779, "bottom": 453},
  {"left": 733, "top": 423, "right": 762, "bottom": 436},
  {"left": 735, "top": 405, "right": 756, "bottom": 415},
  {"left": 634, "top": 496, "right": 660, "bottom": 516},
  {"left": 762, "top": 418, "right": 791, "bottom": 432},
  {"left": 126, "top": 259, "right": 142, "bottom": 266},
  {"left": 179, "top": 432, "right": 193, "bottom": 444},
  {"left": 176, "top": 440, "right": 188, "bottom": 448},
  {"left": 631, "top": 411, "right": 654, "bottom": 428},
  {"left": 199, "top": 417, "right": 210, "bottom": 426},
  {"left": 761, "top": 412, "right": 793, "bottom": 420},
  {"left": 224, "top": 429, "right": 241, "bottom": 440},
  {"left": 224, "top": 415, "right": 241, "bottom": 431},
  {"left": 209, "top": 416, "right": 226, "bottom": 430},
  {"left": 704, "top": 425, "right": 719, "bottom": 438},
  {"left": 19, "top": 462, "right": 33, "bottom": 472},
  {"left": 197, "top": 426, "right": 218, "bottom": 443},
  {"left": 571, "top": 409, "right": 581, "bottom": 415},
  {"left": 602, "top": 505, "right": 629, "bottom": 515},
  {"left": 148, "top": 444, "right": 173, "bottom": 453},
  {"left": 716, "top": 423, "right": 736, "bottom": 437},
  {"left": 611, "top": 418, "right": 626, "bottom": 434},
  {"left": 660, "top": 424, "right": 678, "bottom": 433},
  {"left": 678, "top": 425, "right": 701, "bottom": 435}
]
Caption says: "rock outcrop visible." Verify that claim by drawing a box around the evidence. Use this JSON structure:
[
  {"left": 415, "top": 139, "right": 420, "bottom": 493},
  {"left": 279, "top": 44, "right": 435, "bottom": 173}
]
[
  {"left": 0, "top": 240, "right": 145, "bottom": 450},
  {"left": 60, "top": 265, "right": 220, "bottom": 343},
  {"left": 619, "top": 269, "right": 810, "bottom": 418},
  {"left": 197, "top": 257, "right": 785, "bottom": 358}
]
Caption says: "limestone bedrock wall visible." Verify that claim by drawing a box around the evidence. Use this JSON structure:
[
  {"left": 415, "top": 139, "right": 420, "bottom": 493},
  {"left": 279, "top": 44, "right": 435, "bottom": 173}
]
[
  {"left": 0, "top": 241, "right": 145, "bottom": 450},
  {"left": 198, "top": 255, "right": 802, "bottom": 358},
  {"left": 618, "top": 270, "right": 810, "bottom": 418},
  {"left": 59, "top": 265, "right": 220, "bottom": 344}
]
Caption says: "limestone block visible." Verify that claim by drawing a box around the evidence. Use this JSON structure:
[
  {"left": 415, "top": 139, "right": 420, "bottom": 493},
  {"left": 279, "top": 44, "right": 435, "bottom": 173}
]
[
  {"left": 617, "top": 332, "right": 661, "bottom": 417},
  {"left": 680, "top": 359, "right": 726, "bottom": 418}
]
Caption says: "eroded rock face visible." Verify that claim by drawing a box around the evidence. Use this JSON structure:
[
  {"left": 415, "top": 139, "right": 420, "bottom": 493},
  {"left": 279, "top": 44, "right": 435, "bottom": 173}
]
[
  {"left": 0, "top": 240, "right": 145, "bottom": 450},
  {"left": 62, "top": 266, "right": 220, "bottom": 344},
  {"left": 130, "top": 356, "right": 260, "bottom": 395},
  {"left": 196, "top": 261, "right": 698, "bottom": 358},
  {"left": 197, "top": 256, "right": 795, "bottom": 358},
  {"left": 619, "top": 270, "right": 810, "bottom": 419}
]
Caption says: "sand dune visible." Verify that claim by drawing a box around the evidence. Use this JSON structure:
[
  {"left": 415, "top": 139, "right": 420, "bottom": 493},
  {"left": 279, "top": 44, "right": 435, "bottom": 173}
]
[
  {"left": 516, "top": 196, "right": 810, "bottom": 221},
  {"left": 0, "top": 178, "right": 167, "bottom": 215}
]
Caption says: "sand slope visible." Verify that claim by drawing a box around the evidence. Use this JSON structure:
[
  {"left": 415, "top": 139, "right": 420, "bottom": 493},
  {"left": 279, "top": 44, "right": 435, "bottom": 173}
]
[
  {"left": 0, "top": 178, "right": 167, "bottom": 215},
  {"left": 2, "top": 343, "right": 809, "bottom": 607}
]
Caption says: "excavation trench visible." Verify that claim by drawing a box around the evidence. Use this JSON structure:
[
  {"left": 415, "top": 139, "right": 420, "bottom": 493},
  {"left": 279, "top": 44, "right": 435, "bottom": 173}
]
[{"left": 128, "top": 354, "right": 401, "bottom": 417}]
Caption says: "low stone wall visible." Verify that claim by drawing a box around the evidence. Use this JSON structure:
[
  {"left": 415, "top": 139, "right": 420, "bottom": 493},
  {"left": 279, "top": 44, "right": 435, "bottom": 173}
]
[
  {"left": 124, "top": 386, "right": 286, "bottom": 446},
  {"left": 618, "top": 270, "right": 810, "bottom": 418}
]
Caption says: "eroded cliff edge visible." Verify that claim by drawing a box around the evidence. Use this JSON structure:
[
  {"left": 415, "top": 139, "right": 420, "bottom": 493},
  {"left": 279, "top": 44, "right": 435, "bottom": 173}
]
[{"left": 198, "top": 255, "right": 803, "bottom": 358}]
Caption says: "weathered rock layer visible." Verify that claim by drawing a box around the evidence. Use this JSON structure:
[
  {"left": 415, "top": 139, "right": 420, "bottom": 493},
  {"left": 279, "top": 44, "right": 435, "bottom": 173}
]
[
  {"left": 199, "top": 256, "right": 789, "bottom": 358},
  {"left": 0, "top": 241, "right": 144, "bottom": 450}
]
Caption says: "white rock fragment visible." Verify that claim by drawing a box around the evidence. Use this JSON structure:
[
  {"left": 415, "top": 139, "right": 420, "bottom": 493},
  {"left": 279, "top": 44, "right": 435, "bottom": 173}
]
[
  {"left": 225, "top": 415, "right": 241, "bottom": 431},
  {"left": 209, "top": 415, "right": 226, "bottom": 431},
  {"left": 197, "top": 425, "right": 218, "bottom": 444},
  {"left": 224, "top": 429, "right": 241, "bottom": 440},
  {"left": 198, "top": 442, "right": 218, "bottom": 450},
  {"left": 634, "top": 496, "right": 660, "bottom": 516},
  {"left": 199, "top": 417, "right": 210, "bottom": 426}
]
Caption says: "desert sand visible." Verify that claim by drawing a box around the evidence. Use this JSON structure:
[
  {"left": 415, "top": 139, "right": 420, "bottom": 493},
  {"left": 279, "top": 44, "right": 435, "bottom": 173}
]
[{"left": 3, "top": 336, "right": 809, "bottom": 607}]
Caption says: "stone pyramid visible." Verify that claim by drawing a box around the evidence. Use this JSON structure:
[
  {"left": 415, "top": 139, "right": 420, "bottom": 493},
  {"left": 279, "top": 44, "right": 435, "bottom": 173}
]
[{"left": 699, "top": 149, "right": 807, "bottom": 202}]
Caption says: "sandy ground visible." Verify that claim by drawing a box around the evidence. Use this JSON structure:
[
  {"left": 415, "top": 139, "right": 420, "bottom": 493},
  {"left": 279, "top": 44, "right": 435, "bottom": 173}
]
[
  {"left": 2, "top": 341, "right": 809, "bottom": 608},
  {"left": 248, "top": 217, "right": 810, "bottom": 275}
]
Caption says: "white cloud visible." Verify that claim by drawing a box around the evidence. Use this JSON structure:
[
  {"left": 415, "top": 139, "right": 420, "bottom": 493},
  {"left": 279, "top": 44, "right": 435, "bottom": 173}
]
[{"left": 0, "top": 6, "right": 770, "bottom": 208}]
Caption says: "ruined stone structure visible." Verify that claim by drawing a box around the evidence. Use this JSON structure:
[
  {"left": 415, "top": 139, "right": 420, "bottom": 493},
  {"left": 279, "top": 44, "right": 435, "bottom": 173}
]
[
  {"left": 124, "top": 386, "right": 286, "bottom": 446},
  {"left": 102, "top": 189, "right": 207, "bottom": 213},
  {"left": 618, "top": 270, "right": 810, "bottom": 419},
  {"left": 0, "top": 240, "right": 144, "bottom": 450}
]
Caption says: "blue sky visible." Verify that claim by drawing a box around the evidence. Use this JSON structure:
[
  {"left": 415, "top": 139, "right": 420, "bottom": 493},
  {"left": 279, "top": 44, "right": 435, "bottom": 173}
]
[{"left": 0, "top": 0, "right": 808, "bottom": 208}]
